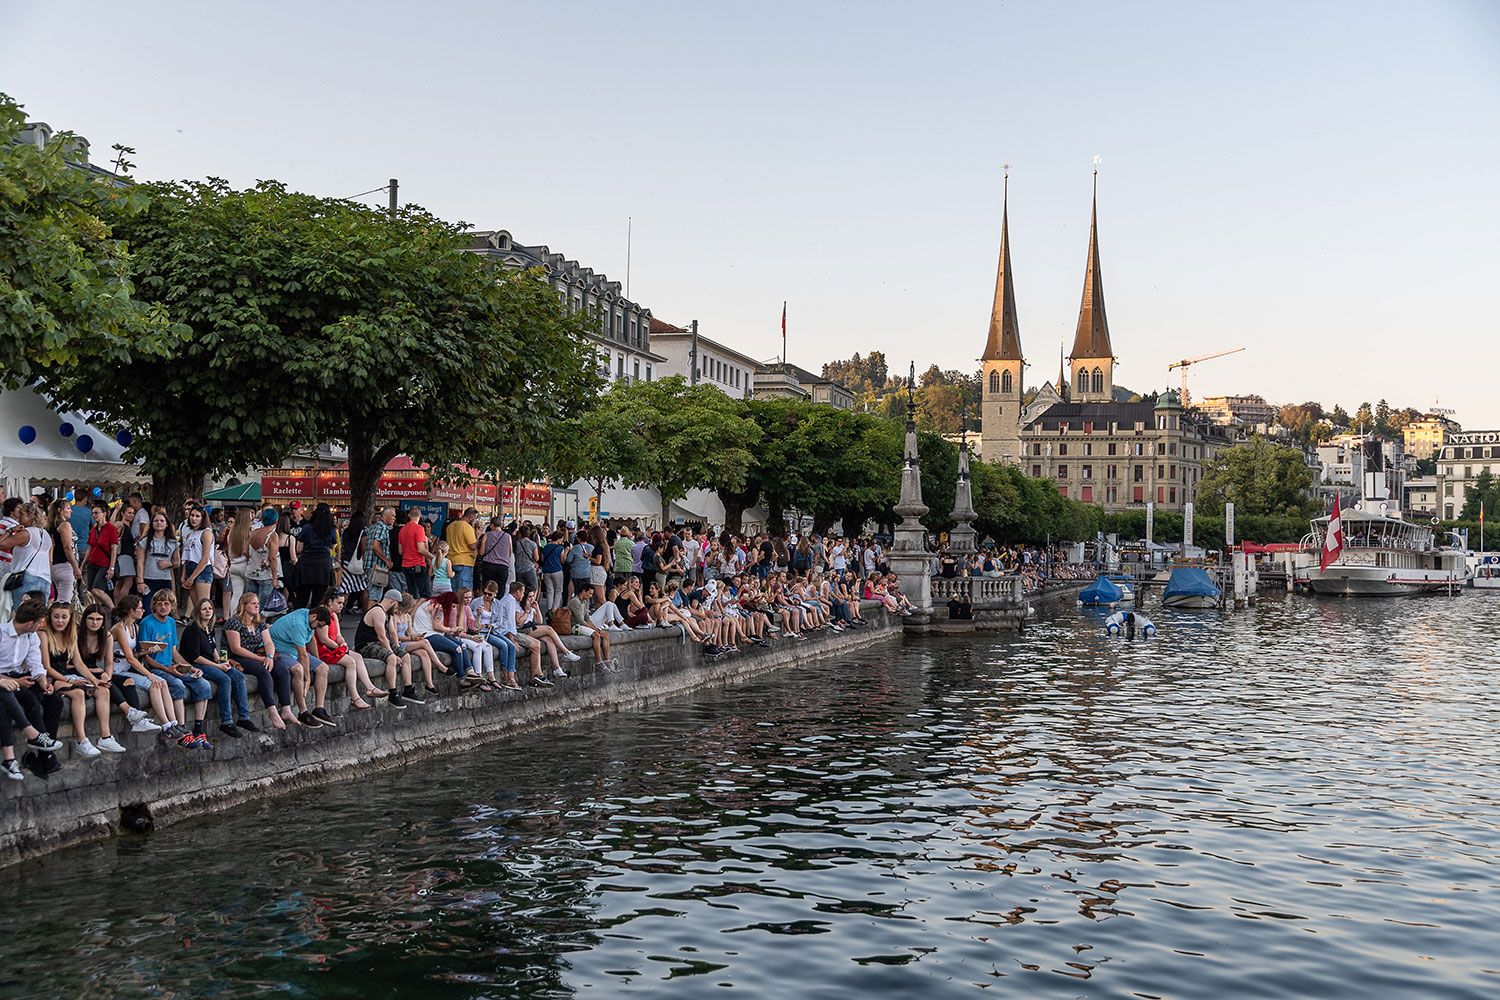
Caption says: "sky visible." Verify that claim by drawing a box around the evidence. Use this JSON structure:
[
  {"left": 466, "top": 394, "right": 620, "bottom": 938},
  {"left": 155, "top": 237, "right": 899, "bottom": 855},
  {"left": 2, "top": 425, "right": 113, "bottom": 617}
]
[{"left": 6, "top": 1, "right": 1500, "bottom": 424}]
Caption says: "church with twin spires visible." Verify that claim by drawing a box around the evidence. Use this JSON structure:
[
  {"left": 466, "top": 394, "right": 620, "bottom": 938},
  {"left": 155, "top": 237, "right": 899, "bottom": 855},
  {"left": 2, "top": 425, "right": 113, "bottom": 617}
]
[{"left": 977, "top": 175, "right": 1228, "bottom": 513}]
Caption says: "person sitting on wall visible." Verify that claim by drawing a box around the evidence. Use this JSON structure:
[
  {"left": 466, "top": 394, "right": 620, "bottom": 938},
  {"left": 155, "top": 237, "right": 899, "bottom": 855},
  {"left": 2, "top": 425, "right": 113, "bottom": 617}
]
[{"left": 567, "top": 589, "right": 616, "bottom": 672}]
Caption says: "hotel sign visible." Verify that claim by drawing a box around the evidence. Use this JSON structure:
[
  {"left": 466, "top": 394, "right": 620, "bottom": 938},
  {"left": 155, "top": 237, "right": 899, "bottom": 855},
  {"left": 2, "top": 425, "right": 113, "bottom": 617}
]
[{"left": 1450, "top": 432, "right": 1500, "bottom": 445}]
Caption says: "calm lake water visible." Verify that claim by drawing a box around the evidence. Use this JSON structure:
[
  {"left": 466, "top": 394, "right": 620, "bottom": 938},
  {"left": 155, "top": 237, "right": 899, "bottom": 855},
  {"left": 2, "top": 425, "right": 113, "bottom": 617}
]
[{"left": 3, "top": 592, "right": 1498, "bottom": 998}]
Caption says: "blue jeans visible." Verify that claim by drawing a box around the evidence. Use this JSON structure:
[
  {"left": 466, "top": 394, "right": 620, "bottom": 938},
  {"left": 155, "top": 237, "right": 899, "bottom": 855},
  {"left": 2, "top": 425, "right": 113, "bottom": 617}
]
[
  {"left": 197, "top": 662, "right": 251, "bottom": 724},
  {"left": 451, "top": 564, "right": 474, "bottom": 593},
  {"left": 151, "top": 667, "right": 211, "bottom": 704},
  {"left": 9, "top": 572, "right": 52, "bottom": 602},
  {"left": 483, "top": 632, "right": 517, "bottom": 673},
  {"left": 425, "top": 633, "right": 471, "bottom": 676}
]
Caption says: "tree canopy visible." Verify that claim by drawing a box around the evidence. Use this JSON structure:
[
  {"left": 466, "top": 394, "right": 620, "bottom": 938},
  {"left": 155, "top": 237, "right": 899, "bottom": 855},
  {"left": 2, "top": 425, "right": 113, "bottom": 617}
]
[
  {"left": 1194, "top": 436, "right": 1317, "bottom": 518},
  {"left": 46, "top": 177, "right": 598, "bottom": 514},
  {"left": 0, "top": 92, "right": 178, "bottom": 383}
]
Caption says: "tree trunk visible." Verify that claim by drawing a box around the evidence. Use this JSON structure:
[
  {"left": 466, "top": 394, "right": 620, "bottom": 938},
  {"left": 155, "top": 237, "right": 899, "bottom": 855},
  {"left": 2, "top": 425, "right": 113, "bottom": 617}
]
[
  {"left": 660, "top": 492, "right": 672, "bottom": 531},
  {"left": 346, "top": 430, "right": 401, "bottom": 523},
  {"left": 152, "top": 469, "right": 204, "bottom": 521}
]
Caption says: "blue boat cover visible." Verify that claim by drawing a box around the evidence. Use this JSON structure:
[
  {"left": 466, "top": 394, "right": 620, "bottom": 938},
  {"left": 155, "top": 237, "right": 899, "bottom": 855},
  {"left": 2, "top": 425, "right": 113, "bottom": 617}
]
[
  {"left": 1163, "top": 567, "right": 1221, "bottom": 600},
  {"left": 1079, "top": 574, "right": 1124, "bottom": 605}
]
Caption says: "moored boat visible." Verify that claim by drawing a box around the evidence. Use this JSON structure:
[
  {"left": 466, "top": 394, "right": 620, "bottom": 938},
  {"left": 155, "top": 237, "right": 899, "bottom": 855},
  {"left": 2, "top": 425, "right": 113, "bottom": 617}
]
[
  {"left": 1079, "top": 574, "right": 1125, "bottom": 606},
  {"left": 1161, "top": 567, "right": 1221, "bottom": 609}
]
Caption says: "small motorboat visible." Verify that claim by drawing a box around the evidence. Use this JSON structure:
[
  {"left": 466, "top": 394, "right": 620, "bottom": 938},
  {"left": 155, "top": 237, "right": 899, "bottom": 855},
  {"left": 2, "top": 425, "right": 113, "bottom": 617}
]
[
  {"left": 1161, "top": 567, "right": 1221, "bottom": 609},
  {"left": 1105, "top": 610, "right": 1156, "bottom": 637},
  {"left": 1078, "top": 574, "right": 1124, "bottom": 606}
]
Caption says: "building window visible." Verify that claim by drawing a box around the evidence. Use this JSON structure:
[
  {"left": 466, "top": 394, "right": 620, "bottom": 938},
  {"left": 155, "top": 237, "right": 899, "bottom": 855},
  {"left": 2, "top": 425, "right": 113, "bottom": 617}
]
[
  {"left": 1170, "top": 487, "right": 1177, "bottom": 504},
  {"left": 1001, "top": 370, "right": 1013, "bottom": 394},
  {"left": 1134, "top": 486, "right": 1145, "bottom": 503},
  {"left": 1059, "top": 443, "right": 1068, "bottom": 456},
  {"left": 617, "top": 355, "right": 625, "bottom": 377},
  {"left": 1032, "top": 443, "right": 1042, "bottom": 457},
  {"left": 1106, "top": 486, "right": 1117, "bottom": 504},
  {"left": 1084, "top": 442, "right": 1093, "bottom": 456},
  {"left": 989, "top": 370, "right": 1001, "bottom": 394},
  {"left": 1083, "top": 421, "right": 1093, "bottom": 435},
  {"left": 1158, "top": 486, "right": 1166, "bottom": 504},
  {"left": 1107, "top": 464, "right": 1117, "bottom": 479},
  {"left": 1135, "top": 443, "right": 1145, "bottom": 456},
  {"left": 646, "top": 365, "right": 653, "bottom": 382},
  {"left": 1158, "top": 464, "right": 1166, "bottom": 479},
  {"left": 1092, "top": 367, "right": 1104, "bottom": 395},
  {"left": 1058, "top": 464, "right": 1068, "bottom": 479},
  {"left": 1058, "top": 485, "right": 1069, "bottom": 498},
  {"left": 1076, "top": 369, "right": 1088, "bottom": 395},
  {"left": 1081, "top": 485, "right": 1094, "bottom": 502},
  {"left": 633, "top": 360, "right": 640, "bottom": 381},
  {"left": 1170, "top": 464, "right": 1177, "bottom": 479},
  {"left": 1134, "top": 465, "right": 1143, "bottom": 482},
  {"left": 1082, "top": 465, "right": 1093, "bottom": 480},
  {"left": 1032, "top": 465, "right": 1042, "bottom": 477},
  {"left": 1108, "top": 443, "right": 1117, "bottom": 456}
]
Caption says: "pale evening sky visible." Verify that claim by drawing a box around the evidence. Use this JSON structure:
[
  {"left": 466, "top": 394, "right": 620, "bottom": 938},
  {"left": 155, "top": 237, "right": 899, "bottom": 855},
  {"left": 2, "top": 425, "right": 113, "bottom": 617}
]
[{"left": 5, "top": 1, "right": 1499, "bottom": 424}]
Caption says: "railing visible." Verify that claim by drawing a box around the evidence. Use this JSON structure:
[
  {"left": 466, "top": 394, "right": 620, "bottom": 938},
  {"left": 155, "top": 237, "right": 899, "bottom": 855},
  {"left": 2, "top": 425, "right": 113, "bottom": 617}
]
[{"left": 931, "top": 574, "right": 1026, "bottom": 607}]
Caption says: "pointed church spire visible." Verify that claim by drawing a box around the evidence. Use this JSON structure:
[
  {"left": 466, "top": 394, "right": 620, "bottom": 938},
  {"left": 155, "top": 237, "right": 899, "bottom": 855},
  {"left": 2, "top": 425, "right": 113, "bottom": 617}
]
[
  {"left": 1058, "top": 342, "right": 1068, "bottom": 401},
  {"left": 982, "top": 168, "right": 1023, "bottom": 362},
  {"left": 1069, "top": 170, "right": 1113, "bottom": 362}
]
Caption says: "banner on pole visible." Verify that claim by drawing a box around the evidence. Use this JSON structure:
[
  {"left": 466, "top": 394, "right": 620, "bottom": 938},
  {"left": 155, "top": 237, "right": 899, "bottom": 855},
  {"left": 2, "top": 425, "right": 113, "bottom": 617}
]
[{"left": 1225, "top": 502, "right": 1235, "bottom": 548}]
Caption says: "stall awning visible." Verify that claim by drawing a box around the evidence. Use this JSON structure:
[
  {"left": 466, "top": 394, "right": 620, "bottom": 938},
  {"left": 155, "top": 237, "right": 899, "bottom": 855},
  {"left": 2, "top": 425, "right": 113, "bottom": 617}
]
[{"left": 204, "top": 482, "right": 261, "bottom": 504}]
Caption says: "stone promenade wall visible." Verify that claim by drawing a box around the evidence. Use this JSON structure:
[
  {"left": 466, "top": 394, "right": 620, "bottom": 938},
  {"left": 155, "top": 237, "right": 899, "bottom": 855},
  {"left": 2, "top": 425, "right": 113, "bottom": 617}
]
[{"left": 0, "top": 610, "right": 900, "bottom": 867}]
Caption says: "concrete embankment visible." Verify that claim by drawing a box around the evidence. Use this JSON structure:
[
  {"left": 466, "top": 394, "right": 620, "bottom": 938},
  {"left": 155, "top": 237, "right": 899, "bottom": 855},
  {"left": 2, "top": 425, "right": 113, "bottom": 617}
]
[{"left": 0, "top": 610, "right": 900, "bottom": 867}]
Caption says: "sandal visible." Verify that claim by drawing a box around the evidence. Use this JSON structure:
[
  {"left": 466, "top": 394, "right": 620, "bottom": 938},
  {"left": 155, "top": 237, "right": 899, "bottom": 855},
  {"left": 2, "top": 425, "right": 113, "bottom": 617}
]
[{"left": 351, "top": 699, "right": 372, "bottom": 711}]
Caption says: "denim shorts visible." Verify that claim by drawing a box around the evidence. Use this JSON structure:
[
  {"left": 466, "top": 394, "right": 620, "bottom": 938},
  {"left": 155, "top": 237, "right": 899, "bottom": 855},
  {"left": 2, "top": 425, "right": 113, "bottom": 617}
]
[
  {"left": 274, "top": 651, "right": 327, "bottom": 674},
  {"left": 192, "top": 565, "right": 214, "bottom": 585},
  {"left": 450, "top": 564, "right": 474, "bottom": 592}
]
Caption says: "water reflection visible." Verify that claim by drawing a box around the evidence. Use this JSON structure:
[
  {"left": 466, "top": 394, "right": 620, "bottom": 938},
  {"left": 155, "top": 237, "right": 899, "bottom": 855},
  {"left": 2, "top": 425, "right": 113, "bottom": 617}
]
[{"left": 1, "top": 593, "right": 1497, "bottom": 998}]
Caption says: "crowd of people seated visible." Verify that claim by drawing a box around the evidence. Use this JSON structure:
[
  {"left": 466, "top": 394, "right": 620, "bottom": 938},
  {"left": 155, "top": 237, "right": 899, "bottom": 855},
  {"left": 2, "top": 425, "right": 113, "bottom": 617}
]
[{"left": 0, "top": 486, "right": 917, "bottom": 781}]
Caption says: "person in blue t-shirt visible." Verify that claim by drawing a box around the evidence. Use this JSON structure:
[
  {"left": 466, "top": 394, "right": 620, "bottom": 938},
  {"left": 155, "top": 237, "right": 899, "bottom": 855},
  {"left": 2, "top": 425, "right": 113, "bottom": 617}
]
[
  {"left": 269, "top": 606, "right": 335, "bottom": 728},
  {"left": 539, "top": 532, "right": 566, "bottom": 612},
  {"left": 138, "top": 590, "right": 214, "bottom": 747}
]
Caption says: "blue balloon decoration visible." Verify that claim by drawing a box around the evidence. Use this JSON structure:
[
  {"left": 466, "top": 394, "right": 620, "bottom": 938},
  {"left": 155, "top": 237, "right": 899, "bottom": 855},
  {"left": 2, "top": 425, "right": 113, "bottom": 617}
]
[
  {"left": 58, "top": 422, "right": 75, "bottom": 438},
  {"left": 115, "top": 430, "right": 133, "bottom": 448},
  {"left": 18, "top": 425, "right": 36, "bottom": 445},
  {"left": 75, "top": 434, "right": 94, "bottom": 455},
  {"left": 91, "top": 487, "right": 103, "bottom": 497},
  {"left": 64, "top": 491, "right": 75, "bottom": 502}
]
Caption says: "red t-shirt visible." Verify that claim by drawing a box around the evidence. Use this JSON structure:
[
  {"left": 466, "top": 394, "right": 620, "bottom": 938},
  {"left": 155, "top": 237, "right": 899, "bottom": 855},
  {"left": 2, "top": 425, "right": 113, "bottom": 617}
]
[
  {"left": 87, "top": 522, "right": 119, "bottom": 568},
  {"left": 398, "top": 522, "right": 427, "bottom": 569}
]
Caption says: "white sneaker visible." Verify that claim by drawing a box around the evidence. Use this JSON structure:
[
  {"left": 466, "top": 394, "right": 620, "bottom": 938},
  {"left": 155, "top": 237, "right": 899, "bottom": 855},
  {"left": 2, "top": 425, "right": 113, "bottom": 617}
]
[
  {"left": 98, "top": 736, "right": 127, "bottom": 753},
  {"left": 562, "top": 651, "right": 581, "bottom": 662},
  {"left": 131, "top": 716, "right": 163, "bottom": 733},
  {"left": 75, "top": 739, "right": 102, "bottom": 758}
]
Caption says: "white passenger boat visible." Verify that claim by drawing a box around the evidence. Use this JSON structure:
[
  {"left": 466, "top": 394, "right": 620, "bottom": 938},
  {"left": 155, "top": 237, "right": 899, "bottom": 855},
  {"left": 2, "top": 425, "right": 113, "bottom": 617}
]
[{"left": 1298, "top": 501, "right": 1467, "bottom": 596}]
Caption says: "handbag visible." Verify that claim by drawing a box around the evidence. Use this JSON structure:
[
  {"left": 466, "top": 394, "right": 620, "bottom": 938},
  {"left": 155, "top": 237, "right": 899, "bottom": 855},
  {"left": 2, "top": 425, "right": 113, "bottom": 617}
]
[
  {"left": 262, "top": 588, "right": 288, "bottom": 615},
  {"left": 3, "top": 543, "right": 44, "bottom": 591},
  {"left": 549, "top": 607, "right": 573, "bottom": 633},
  {"left": 343, "top": 530, "right": 366, "bottom": 576},
  {"left": 368, "top": 564, "right": 390, "bottom": 589}
]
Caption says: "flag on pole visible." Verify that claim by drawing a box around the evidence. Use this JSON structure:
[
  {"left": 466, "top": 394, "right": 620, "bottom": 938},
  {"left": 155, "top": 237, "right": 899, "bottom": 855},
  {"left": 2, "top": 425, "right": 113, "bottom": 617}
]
[
  {"left": 780, "top": 301, "right": 787, "bottom": 363},
  {"left": 1321, "top": 493, "right": 1344, "bottom": 571}
]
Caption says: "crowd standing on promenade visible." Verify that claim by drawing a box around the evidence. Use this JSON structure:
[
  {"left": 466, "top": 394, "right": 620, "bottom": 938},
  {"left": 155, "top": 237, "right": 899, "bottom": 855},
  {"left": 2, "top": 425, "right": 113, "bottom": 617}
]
[{"left": 0, "top": 484, "right": 968, "bottom": 782}]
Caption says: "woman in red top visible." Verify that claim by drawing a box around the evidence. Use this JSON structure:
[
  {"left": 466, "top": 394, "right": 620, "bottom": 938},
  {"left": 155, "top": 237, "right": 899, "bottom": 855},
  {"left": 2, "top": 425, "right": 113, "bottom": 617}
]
[
  {"left": 84, "top": 504, "right": 119, "bottom": 609},
  {"left": 316, "top": 593, "right": 387, "bottom": 710}
]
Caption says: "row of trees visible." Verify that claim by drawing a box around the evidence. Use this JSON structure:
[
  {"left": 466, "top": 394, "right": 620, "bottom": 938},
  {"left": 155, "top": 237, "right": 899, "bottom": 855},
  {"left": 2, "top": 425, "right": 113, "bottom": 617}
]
[
  {"left": 2, "top": 95, "right": 600, "bottom": 517},
  {"left": 548, "top": 376, "right": 1112, "bottom": 543}
]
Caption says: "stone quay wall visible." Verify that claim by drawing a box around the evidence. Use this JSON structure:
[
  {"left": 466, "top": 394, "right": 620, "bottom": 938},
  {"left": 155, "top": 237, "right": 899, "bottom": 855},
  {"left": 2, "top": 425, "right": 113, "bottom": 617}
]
[{"left": 0, "top": 608, "right": 901, "bottom": 868}]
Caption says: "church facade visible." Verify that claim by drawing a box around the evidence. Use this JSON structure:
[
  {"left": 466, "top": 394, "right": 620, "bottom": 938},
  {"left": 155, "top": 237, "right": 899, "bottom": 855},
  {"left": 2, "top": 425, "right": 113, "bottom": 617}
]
[{"left": 978, "top": 176, "right": 1231, "bottom": 513}]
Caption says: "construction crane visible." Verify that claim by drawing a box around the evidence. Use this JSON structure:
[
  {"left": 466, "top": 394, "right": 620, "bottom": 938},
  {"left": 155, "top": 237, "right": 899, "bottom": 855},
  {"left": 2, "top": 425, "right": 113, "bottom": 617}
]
[{"left": 1167, "top": 347, "right": 1245, "bottom": 407}]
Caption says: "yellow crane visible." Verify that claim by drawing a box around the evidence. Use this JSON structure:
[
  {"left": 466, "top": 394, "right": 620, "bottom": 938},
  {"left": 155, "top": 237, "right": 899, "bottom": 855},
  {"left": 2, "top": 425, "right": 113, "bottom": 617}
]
[{"left": 1167, "top": 347, "right": 1244, "bottom": 407}]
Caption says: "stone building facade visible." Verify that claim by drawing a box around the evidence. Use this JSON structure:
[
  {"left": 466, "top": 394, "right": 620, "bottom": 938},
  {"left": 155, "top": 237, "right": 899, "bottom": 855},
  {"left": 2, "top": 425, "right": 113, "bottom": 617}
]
[
  {"left": 466, "top": 230, "right": 664, "bottom": 385},
  {"left": 1436, "top": 430, "right": 1500, "bottom": 520}
]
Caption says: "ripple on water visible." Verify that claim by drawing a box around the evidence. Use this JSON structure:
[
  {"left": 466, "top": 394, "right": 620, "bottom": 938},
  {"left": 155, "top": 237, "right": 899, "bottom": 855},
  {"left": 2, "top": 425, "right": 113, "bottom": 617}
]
[{"left": 0, "top": 593, "right": 1497, "bottom": 998}]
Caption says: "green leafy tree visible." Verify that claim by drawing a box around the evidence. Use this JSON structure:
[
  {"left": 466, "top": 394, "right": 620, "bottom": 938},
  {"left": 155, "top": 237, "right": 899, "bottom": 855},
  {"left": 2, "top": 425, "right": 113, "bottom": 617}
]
[
  {"left": 1195, "top": 436, "right": 1317, "bottom": 518},
  {"left": 0, "top": 93, "right": 178, "bottom": 383},
  {"left": 1330, "top": 404, "right": 1351, "bottom": 427},
  {"left": 56, "top": 178, "right": 597, "bottom": 514},
  {"left": 1460, "top": 470, "right": 1500, "bottom": 522},
  {"left": 593, "top": 377, "right": 761, "bottom": 526}
]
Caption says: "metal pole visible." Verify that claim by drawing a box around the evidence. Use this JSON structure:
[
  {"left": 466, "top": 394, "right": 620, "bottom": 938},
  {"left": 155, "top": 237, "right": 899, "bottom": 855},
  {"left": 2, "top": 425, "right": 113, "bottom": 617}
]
[
  {"left": 388, "top": 178, "right": 398, "bottom": 217},
  {"left": 689, "top": 320, "right": 699, "bottom": 386}
]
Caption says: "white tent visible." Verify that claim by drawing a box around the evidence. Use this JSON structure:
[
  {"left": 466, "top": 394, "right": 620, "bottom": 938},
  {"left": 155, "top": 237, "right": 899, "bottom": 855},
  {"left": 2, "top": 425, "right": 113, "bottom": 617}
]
[{"left": 0, "top": 388, "right": 145, "bottom": 499}]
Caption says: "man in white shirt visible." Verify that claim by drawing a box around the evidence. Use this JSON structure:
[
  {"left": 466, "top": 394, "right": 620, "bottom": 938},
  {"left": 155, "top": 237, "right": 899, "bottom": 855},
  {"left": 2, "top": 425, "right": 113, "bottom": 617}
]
[
  {"left": 0, "top": 599, "right": 65, "bottom": 778},
  {"left": 683, "top": 529, "right": 701, "bottom": 587}
]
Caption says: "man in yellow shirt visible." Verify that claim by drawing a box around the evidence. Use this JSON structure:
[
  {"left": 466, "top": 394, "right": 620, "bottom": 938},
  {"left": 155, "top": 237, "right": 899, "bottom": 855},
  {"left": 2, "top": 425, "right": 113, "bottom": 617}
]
[{"left": 445, "top": 508, "right": 479, "bottom": 593}]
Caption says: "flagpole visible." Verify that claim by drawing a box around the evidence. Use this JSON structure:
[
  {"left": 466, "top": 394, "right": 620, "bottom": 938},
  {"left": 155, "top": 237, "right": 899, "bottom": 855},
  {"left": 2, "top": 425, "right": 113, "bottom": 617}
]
[{"left": 781, "top": 300, "right": 787, "bottom": 365}]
